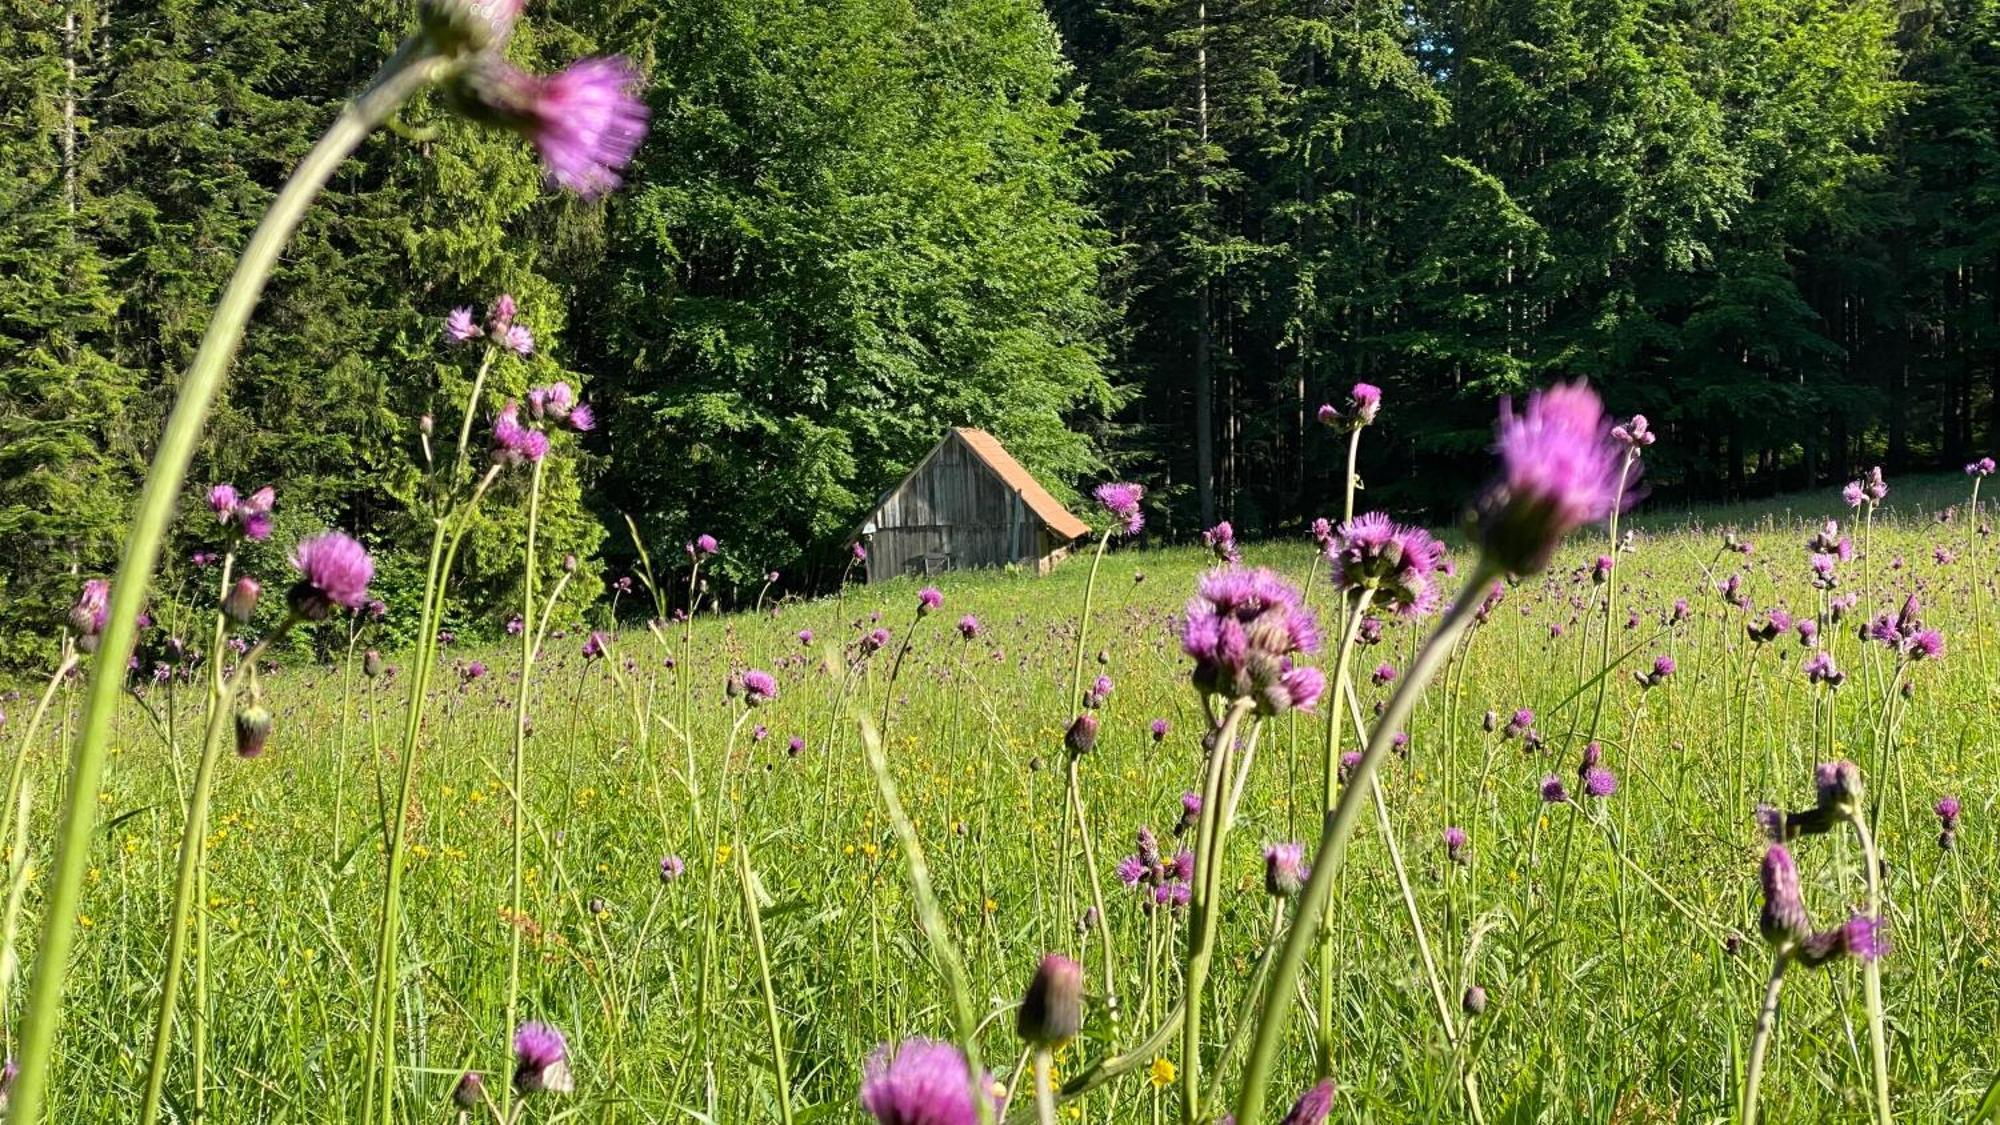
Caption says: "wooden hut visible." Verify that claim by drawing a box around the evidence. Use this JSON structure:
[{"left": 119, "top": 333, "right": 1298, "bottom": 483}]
[{"left": 856, "top": 428, "right": 1090, "bottom": 583}]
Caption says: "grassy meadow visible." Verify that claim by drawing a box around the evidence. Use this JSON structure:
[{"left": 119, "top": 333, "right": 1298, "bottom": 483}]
[{"left": 8, "top": 474, "right": 2000, "bottom": 1123}]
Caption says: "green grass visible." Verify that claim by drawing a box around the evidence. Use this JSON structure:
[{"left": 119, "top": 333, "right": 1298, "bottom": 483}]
[{"left": 10, "top": 473, "right": 1999, "bottom": 1122}]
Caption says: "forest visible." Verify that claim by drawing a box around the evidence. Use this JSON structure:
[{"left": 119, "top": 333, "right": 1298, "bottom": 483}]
[{"left": 2, "top": 0, "right": 1995, "bottom": 656}]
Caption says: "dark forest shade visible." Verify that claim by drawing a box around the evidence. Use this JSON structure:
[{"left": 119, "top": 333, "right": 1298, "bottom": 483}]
[{"left": 857, "top": 429, "right": 1090, "bottom": 582}]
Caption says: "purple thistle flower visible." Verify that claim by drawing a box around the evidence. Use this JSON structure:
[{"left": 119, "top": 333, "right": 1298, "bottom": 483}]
[
  {"left": 1609, "top": 413, "right": 1654, "bottom": 449},
  {"left": 797, "top": 629, "right": 815, "bottom": 646},
  {"left": 659, "top": 854, "right": 685, "bottom": 882},
  {"left": 1328, "top": 512, "right": 1444, "bottom": 617},
  {"left": 504, "top": 323, "right": 535, "bottom": 356},
  {"left": 859, "top": 1039, "right": 992, "bottom": 1125},
  {"left": 1181, "top": 567, "right": 1321, "bottom": 713},
  {"left": 1936, "top": 796, "right": 1961, "bottom": 830},
  {"left": 458, "top": 57, "right": 651, "bottom": 199},
  {"left": 1759, "top": 845, "right": 1812, "bottom": 951},
  {"left": 741, "top": 669, "right": 777, "bottom": 706},
  {"left": 1202, "top": 521, "right": 1240, "bottom": 564},
  {"left": 1796, "top": 618, "right": 1819, "bottom": 645},
  {"left": 207, "top": 483, "right": 239, "bottom": 516},
  {"left": 1969, "top": 457, "right": 1997, "bottom": 477},
  {"left": 1591, "top": 554, "right": 1614, "bottom": 584},
  {"left": 71, "top": 578, "right": 111, "bottom": 639},
  {"left": 1151, "top": 718, "right": 1170, "bottom": 742},
  {"left": 1169, "top": 850, "right": 1196, "bottom": 883},
  {"left": 694, "top": 534, "right": 719, "bottom": 556},
  {"left": 287, "top": 531, "right": 374, "bottom": 620},
  {"left": 506, "top": 614, "right": 525, "bottom": 635},
  {"left": 1279, "top": 1078, "right": 1337, "bottom": 1125},
  {"left": 1864, "top": 466, "right": 1889, "bottom": 503},
  {"left": 582, "top": 630, "right": 611, "bottom": 659},
  {"left": 954, "top": 614, "right": 980, "bottom": 640},
  {"left": 512, "top": 1021, "right": 573, "bottom": 1094},
  {"left": 917, "top": 587, "right": 943, "bottom": 615},
  {"left": 1085, "top": 673, "right": 1113, "bottom": 708},
  {"left": 492, "top": 403, "right": 549, "bottom": 465},
  {"left": 1581, "top": 766, "right": 1618, "bottom": 798},
  {"left": 1115, "top": 854, "right": 1148, "bottom": 886},
  {"left": 1907, "top": 629, "right": 1944, "bottom": 661},
  {"left": 1319, "top": 383, "right": 1381, "bottom": 431},
  {"left": 1153, "top": 882, "right": 1192, "bottom": 910},
  {"left": 568, "top": 402, "right": 595, "bottom": 432},
  {"left": 1016, "top": 954, "right": 1084, "bottom": 1047},
  {"left": 1263, "top": 841, "right": 1308, "bottom": 898},
  {"left": 788, "top": 735, "right": 806, "bottom": 756},
  {"left": 1371, "top": 662, "right": 1396, "bottom": 687},
  {"left": 1338, "top": 751, "right": 1363, "bottom": 782},
  {"left": 1803, "top": 650, "right": 1845, "bottom": 687},
  {"left": 1478, "top": 381, "right": 1627, "bottom": 575},
  {"left": 1093, "top": 482, "right": 1145, "bottom": 536},
  {"left": 1842, "top": 481, "right": 1865, "bottom": 508},
  {"left": 1799, "top": 914, "right": 1889, "bottom": 968},
  {"left": 445, "top": 306, "right": 481, "bottom": 343},
  {"left": 1539, "top": 775, "right": 1569, "bottom": 803},
  {"left": 1309, "top": 517, "right": 1335, "bottom": 552},
  {"left": 1444, "top": 826, "right": 1468, "bottom": 865},
  {"left": 863, "top": 627, "right": 892, "bottom": 654}
]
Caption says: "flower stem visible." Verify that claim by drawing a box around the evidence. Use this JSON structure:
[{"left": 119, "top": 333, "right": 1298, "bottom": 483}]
[
  {"left": 1233, "top": 558, "right": 1501, "bottom": 1125},
  {"left": 1743, "top": 957, "right": 1788, "bottom": 1125},
  {"left": 5, "top": 38, "right": 440, "bottom": 1123},
  {"left": 502, "top": 455, "right": 547, "bottom": 1121},
  {"left": 736, "top": 840, "right": 796, "bottom": 1125},
  {"left": 1847, "top": 809, "right": 1893, "bottom": 1125},
  {"left": 1182, "top": 698, "right": 1257, "bottom": 1123}
]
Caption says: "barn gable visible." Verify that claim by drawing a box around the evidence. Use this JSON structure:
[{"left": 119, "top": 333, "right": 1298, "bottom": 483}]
[{"left": 857, "top": 428, "right": 1088, "bottom": 582}]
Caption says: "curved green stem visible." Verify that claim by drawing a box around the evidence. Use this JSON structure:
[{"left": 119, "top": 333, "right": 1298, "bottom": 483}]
[
  {"left": 1848, "top": 810, "right": 1893, "bottom": 1125},
  {"left": 502, "top": 455, "right": 547, "bottom": 1121},
  {"left": 1182, "top": 698, "right": 1256, "bottom": 1122},
  {"left": 6, "top": 38, "right": 441, "bottom": 1123},
  {"left": 1233, "top": 559, "right": 1501, "bottom": 1125},
  {"left": 1743, "top": 958, "right": 1787, "bottom": 1125}
]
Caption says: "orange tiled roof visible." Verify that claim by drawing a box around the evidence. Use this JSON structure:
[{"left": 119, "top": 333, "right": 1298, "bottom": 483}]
[{"left": 951, "top": 428, "right": 1091, "bottom": 540}]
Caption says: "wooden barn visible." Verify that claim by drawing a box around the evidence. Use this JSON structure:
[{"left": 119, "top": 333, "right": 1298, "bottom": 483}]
[{"left": 855, "top": 428, "right": 1090, "bottom": 583}]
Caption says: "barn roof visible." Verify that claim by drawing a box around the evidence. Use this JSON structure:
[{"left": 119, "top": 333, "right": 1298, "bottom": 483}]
[{"left": 947, "top": 428, "right": 1091, "bottom": 540}]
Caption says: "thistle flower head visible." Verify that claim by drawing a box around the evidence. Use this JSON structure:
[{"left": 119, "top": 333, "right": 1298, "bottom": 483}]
[
  {"left": 1263, "top": 841, "right": 1308, "bottom": 898},
  {"left": 1797, "top": 914, "right": 1889, "bottom": 968},
  {"left": 1094, "top": 482, "right": 1145, "bottom": 536},
  {"left": 287, "top": 531, "right": 374, "bottom": 620},
  {"left": 1936, "top": 796, "right": 1961, "bottom": 828},
  {"left": 741, "top": 669, "right": 777, "bottom": 706},
  {"left": 1814, "top": 759, "right": 1862, "bottom": 814},
  {"left": 1279, "top": 1079, "right": 1337, "bottom": 1125},
  {"left": 1759, "top": 845, "right": 1812, "bottom": 952},
  {"left": 1444, "top": 826, "right": 1468, "bottom": 864},
  {"left": 451, "top": 56, "right": 650, "bottom": 200},
  {"left": 1539, "top": 775, "right": 1569, "bottom": 803},
  {"left": 1609, "top": 413, "right": 1654, "bottom": 449},
  {"left": 860, "top": 1039, "right": 992, "bottom": 1125},
  {"left": 917, "top": 587, "right": 943, "bottom": 615},
  {"left": 1478, "top": 381, "right": 1627, "bottom": 576},
  {"left": 445, "top": 306, "right": 481, "bottom": 343},
  {"left": 1202, "top": 521, "right": 1240, "bottom": 564},
  {"left": 1319, "top": 383, "right": 1381, "bottom": 431},
  {"left": 512, "top": 1021, "right": 573, "bottom": 1095},
  {"left": 71, "top": 578, "right": 111, "bottom": 639},
  {"left": 1969, "top": 457, "right": 1997, "bottom": 477},
  {"left": 1181, "top": 568, "right": 1321, "bottom": 714},
  {"left": 1328, "top": 512, "right": 1444, "bottom": 617},
  {"left": 492, "top": 403, "right": 550, "bottom": 466},
  {"left": 957, "top": 615, "right": 981, "bottom": 640},
  {"left": 1842, "top": 481, "right": 1865, "bottom": 509},
  {"left": 1015, "top": 954, "right": 1084, "bottom": 1047}
]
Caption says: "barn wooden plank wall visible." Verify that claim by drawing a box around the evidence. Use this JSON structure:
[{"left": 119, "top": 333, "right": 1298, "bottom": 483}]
[{"left": 865, "top": 432, "right": 1055, "bottom": 582}]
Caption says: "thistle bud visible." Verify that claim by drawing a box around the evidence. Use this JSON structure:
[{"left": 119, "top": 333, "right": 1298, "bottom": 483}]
[
  {"left": 420, "top": 413, "right": 435, "bottom": 436},
  {"left": 1015, "top": 953, "right": 1083, "bottom": 1047},
  {"left": 235, "top": 703, "right": 273, "bottom": 759},
  {"left": 563, "top": 553, "right": 579, "bottom": 574},
  {"left": 223, "top": 577, "right": 261, "bottom": 625},
  {"left": 1065, "top": 713, "right": 1099, "bottom": 756},
  {"left": 363, "top": 649, "right": 384, "bottom": 678},
  {"left": 453, "top": 1071, "right": 486, "bottom": 1110},
  {"left": 1462, "top": 985, "right": 1488, "bottom": 1016},
  {"left": 1814, "top": 759, "right": 1862, "bottom": 815},
  {"left": 1758, "top": 845, "right": 1811, "bottom": 954}
]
